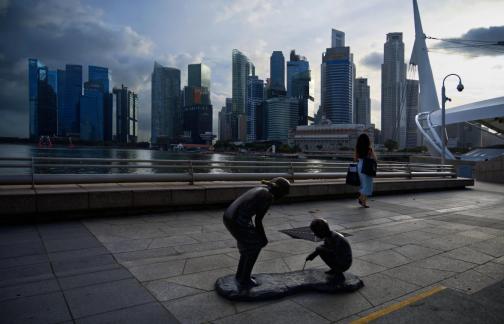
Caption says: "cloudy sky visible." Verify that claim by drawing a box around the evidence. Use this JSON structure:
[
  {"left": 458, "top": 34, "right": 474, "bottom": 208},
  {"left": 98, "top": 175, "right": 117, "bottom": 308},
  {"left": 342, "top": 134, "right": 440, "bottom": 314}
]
[{"left": 0, "top": 0, "right": 503, "bottom": 141}]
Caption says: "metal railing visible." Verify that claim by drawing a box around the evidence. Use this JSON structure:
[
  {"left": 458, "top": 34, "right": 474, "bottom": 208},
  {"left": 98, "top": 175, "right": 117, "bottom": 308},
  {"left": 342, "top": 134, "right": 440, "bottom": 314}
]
[{"left": 0, "top": 157, "right": 457, "bottom": 186}]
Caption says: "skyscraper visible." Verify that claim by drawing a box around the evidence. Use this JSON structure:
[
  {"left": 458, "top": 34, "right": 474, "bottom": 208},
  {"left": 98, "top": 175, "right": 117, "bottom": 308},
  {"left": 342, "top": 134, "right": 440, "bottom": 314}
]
[
  {"left": 28, "top": 59, "right": 57, "bottom": 138},
  {"left": 354, "top": 78, "right": 371, "bottom": 125},
  {"left": 232, "top": 49, "right": 254, "bottom": 141},
  {"left": 381, "top": 32, "right": 406, "bottom": 146},
  {"left": 88, "top": 66, "right": 113, "bottom": 141},
  {"left": 60, "top": 64, "right": 83, "bottom": 136},
  {"left": 287, "top": 50, "right": 311, "bottom": 126},
  {"left": 287, "top": 50, "right": 309, "bottom": 97},
  {"left": 151, "top": 62, "right": 181, "bottom": 144},
  {"left": 80, "top": 81, "right": 104, "bottom": 142},
  {"left": 321, "top": 46, "right": 354, "bottom": 124},
  {"left": 188, "top": 63, "right": 211, "bottom": 90},
  {"left": 405, "top": 79, "right": 419, "bottom": 148},
  {"left": 331, "top": 29, "right": 345, "bottom": 47},
  {"left": 113, "top": 85, "right": 137, "bottom": 144},
  {"left": 56, "top": 69, "right": 65, "bottom": 135},
  {"left": 183, "top": 63, "right": 213, "bottom": 144},
  {"left": 88, "top": 66, "right": 110, "bottom": 93},
  {"left": 265, "top": 97, "right": 299, "bottom": 143},
  {"left": 246, "top": 75, "right": 264, "bottom": 142},
  {"left": 219, "top": 98, "right": 233, "bottom": 141},
  {"left": 270, "top": 51, "right": 285, "bottom": 92}
]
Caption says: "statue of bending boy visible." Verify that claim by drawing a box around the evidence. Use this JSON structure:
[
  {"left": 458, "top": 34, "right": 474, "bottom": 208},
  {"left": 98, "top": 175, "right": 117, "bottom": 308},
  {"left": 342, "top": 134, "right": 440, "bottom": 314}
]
[
  {"left": 223, "top": 177, "right": 290, "bottom": 287},
  {"left": 306, "top": 219, "right": 352, "bottom": 281}
]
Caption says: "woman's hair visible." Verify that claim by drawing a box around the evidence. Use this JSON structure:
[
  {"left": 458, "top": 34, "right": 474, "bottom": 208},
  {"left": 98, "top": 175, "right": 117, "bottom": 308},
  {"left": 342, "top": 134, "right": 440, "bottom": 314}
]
[{"left": 355, "top": 133, "right": 371, "bottom": 159}]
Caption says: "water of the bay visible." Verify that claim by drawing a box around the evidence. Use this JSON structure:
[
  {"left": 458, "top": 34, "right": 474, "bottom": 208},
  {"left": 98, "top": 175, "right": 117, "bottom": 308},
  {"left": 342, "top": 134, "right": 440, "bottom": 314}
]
[{"left": 0, "top": 144, "right": 329, "bottom": 174}]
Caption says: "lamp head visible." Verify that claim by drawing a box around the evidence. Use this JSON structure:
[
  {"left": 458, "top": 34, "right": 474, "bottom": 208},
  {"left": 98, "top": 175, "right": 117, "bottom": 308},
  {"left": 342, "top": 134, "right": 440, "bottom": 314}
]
[{"left": 457, "top": 82, "right": 464, "bottom": 92}]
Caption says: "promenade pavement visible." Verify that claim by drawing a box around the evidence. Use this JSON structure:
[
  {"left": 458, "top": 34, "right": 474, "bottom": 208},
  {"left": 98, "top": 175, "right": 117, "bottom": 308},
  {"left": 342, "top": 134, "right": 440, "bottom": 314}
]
[{"left": 1, "top": 181, "right": 503, "bottom": 323}]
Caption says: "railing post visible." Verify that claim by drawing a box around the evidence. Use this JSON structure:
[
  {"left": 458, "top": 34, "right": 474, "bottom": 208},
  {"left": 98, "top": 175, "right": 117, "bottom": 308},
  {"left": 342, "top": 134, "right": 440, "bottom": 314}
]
[
  {"left": 31, "top": 157, "right": 35, "bottom": 189},
  {"left": 289, "top": 162, "right": 295, "bottom": 183},
  {"left": 188, "top": 161, "right": 194, "bottom": 185},
  {"left": 407, "top": 163, "right": 412, "bottom": 179}
]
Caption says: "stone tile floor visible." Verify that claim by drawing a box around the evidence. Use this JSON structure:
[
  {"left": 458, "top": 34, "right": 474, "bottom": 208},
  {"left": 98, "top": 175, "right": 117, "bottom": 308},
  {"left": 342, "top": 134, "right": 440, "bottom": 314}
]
[{"left": 1, "top": 181, "right": 503, "bottom": 323}]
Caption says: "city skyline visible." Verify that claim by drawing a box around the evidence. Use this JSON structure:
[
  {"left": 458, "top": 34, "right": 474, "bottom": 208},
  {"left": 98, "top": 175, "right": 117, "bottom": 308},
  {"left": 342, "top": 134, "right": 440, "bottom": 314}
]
[{"left": 1, "top": 0, "right": 503, "bottom": 141}]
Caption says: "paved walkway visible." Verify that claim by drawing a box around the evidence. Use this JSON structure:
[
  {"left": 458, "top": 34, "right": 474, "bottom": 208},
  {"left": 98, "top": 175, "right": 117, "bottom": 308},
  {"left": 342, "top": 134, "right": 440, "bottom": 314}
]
[{"left": 1, "top": 181, "right": 503, "bottom": 323}]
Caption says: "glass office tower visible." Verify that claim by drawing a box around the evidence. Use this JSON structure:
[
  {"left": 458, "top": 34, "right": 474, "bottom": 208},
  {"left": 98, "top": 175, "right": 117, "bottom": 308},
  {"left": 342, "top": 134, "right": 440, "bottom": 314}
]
[
  {"left": 60, "top": 64, "right": 82, "bottom": 136},
  {"left": 28, "top": 58, "right": 57, "bottom": 138}
]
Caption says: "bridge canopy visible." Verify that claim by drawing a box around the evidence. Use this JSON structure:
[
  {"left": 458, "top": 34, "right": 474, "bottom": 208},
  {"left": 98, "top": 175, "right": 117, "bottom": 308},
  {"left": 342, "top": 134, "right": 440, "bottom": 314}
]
[{"left": 429, "top": 97, "right": 504, "bottom": 133}]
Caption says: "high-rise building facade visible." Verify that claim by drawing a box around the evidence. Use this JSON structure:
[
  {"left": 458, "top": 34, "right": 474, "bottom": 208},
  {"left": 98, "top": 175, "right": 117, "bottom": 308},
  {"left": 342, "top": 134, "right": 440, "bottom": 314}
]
[
  {"left": 270, "top": 51, "right": 285, "bottom": 92},
  {"left": 219, "top": 98, "right": 233, "bottom": 141},
  {"left": 287, "top": 50, "right": 311, "bottom": 126},
  {"left": 232, "top": 49, "right": 254, "bottom": 114},
  {"left": 381, "top": 32, "right": 407, "bottom": 146},
  {"left": 182, "top": 63, "right": 212, "bottom": 144},
  {"left": 354, "top": 78, "right": 371, "bottom": 125},
  {"left": 59, "top": 64, "right": 83, "bottom": 136},
  {"left": 113, "top": 85, "right": 138, "bottom": 144},
  {"left": 321, "top": 46, "right": 354, "bottom": 124},
  {"left": 287, "top": 50, "right": 309, "bottom": 97},
  {"left": 151, "top": 62, "right": 181, "bottom": 144},
  {"left": 88, "top": 66, "right": 110, "bottom": 93},
  {"left": 246, "top": 75, "right": 264, "bottom": 142},
  {"left": 405, "top": 79, "right": 419, "bottom": 148},
  {"left": 88, "top": 66, "right": 113, "bottom": 141},
  {"left": 232, "top": 49, "right": 254, "bottom": 141},
  {"left": 80, "top": 81, "right": 104, "bottom": 142},
  {"left": 28, "top": 59, "right": 57, "bottom": 138},
  {"left": 188, "top": 63, "right": 211, "bottom": 90},
  {"left": 265, "top": 96, "right": 298, "bottom": 143},
  {"left": 56, "top": 69, "right": 65, "bottom": 134}
]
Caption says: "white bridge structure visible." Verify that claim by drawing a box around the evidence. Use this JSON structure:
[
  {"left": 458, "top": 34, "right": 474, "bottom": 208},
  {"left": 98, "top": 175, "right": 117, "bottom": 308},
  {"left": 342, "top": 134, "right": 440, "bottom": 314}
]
[{"left": 411, "top": 0, "right": 504, "bottom": 159}]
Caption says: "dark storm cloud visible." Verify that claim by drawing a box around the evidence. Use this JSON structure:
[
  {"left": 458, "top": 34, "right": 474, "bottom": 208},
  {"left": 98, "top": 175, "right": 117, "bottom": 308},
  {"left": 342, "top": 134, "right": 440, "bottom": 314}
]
[
  {"left": 360, "top": 52, "right": 383, "bottom": 71},
  {"left": 431, "top": 25, "right": 504, "bottom": 57},
  {"left": 0, "top": 0, "right": 154, "bottom": 138}
]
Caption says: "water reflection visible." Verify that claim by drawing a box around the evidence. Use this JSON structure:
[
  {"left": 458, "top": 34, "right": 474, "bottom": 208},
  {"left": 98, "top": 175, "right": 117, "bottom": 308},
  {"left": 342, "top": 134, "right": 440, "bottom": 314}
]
[{"left": 0, "top": 144, "right": 332, "bottom": 175}]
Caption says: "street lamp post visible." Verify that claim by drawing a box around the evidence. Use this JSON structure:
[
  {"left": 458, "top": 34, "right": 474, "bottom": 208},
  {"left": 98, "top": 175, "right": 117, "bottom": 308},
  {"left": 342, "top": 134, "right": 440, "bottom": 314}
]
[{"left": 441, "top": 74, "right": 464, "bottom": 165}]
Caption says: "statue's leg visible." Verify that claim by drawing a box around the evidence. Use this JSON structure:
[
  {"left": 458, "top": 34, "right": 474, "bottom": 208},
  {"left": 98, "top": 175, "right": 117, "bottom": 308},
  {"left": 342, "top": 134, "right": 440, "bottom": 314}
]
[
  {"left": 237, "top": 249, "right": 261, "bottom": 287},
  {"left": 320, "top": 253, "right": 342, "bottom": 273}
]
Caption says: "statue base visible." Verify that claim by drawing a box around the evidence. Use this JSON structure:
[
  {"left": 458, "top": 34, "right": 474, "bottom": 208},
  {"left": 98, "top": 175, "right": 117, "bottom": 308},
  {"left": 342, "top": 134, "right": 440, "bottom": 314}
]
[{"left": 215, "top": 269, "right": 364, "bottom": 301}]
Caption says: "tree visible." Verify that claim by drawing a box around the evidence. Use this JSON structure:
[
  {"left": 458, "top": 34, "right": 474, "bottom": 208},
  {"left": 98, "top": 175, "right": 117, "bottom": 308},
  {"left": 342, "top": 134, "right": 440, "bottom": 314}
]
[{"left": 384, "top": 139, "right": 398, "bottom": 152}]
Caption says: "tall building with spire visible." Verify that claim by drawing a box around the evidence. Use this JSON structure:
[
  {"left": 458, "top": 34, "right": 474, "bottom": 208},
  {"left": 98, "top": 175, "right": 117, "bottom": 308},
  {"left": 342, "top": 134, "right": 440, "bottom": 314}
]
[
  {"left": 151, "top": 62, "right": 181, "bottom": 145},
  {"left": 381, "top": 32, "right": 407, "bottom": 146},
  {"left": 321, "top": 29, "right": 354, "bottom": 124}
]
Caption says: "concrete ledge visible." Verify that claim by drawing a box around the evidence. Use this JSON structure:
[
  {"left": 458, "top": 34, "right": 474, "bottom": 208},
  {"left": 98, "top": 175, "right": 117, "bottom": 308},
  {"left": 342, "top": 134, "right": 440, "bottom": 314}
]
[
  {"left": 133, "top": 189, "right": 172, "bottom": 207},
  {"left": 0, "top": 190, "right": 36, "bottom": 215},
  {"left": 0, "top": 177, "right": 474, "bottom": 218},
  {"left": 89, "top": 190, "right": 133, "bottom": 209}
]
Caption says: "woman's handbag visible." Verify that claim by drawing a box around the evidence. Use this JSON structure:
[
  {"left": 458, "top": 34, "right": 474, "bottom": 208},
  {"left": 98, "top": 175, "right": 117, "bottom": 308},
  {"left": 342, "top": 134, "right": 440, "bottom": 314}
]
[
  {"left": 346, "top": 163, "right": 360, "bottom": 186},
  {"left": 362, "top": 158, "right": 377, "bottom": 177}
]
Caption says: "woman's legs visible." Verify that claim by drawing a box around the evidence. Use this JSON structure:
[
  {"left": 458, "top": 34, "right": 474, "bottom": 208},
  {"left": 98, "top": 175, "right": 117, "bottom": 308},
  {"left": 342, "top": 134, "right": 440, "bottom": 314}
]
[{"left": 359, "top": 194, "right": 369, "bottom": 207}]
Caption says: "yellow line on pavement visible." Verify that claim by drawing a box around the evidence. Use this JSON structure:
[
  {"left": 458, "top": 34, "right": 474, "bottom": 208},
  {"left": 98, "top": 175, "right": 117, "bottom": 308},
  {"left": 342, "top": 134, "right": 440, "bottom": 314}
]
[{"left": 351, "top": 285, "right": 446, "bottom": 324}]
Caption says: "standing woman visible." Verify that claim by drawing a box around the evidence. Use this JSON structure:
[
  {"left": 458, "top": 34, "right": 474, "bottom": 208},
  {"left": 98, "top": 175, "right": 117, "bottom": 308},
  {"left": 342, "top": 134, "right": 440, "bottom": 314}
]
[{"left": 355, "top": 134, "right": 376, "bottom": 208}]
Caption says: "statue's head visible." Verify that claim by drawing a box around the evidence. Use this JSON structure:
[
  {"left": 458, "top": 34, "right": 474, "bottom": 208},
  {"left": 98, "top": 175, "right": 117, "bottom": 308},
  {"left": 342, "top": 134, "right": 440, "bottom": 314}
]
[
  {"left": 261, "top": 177, "right": 290, "bottom": 199},
  {"left": 310, "top": 218, "right": 331, "bottom": 238}
]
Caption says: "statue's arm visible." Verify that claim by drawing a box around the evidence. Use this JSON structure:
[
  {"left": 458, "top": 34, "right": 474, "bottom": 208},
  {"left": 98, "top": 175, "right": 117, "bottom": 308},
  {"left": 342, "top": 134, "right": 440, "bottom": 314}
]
[
  {"left": 254, "top": 193, "right": 272, "bottom": 246},
  {"left": 306, "top": 249, "right": 319, "bottom": 261}
]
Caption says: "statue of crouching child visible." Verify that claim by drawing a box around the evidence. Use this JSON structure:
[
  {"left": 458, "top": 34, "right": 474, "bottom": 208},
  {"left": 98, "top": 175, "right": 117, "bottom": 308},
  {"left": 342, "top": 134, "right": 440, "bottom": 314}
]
[{"left": 305, "top": 219, "right": 352, "bottom": 282}]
